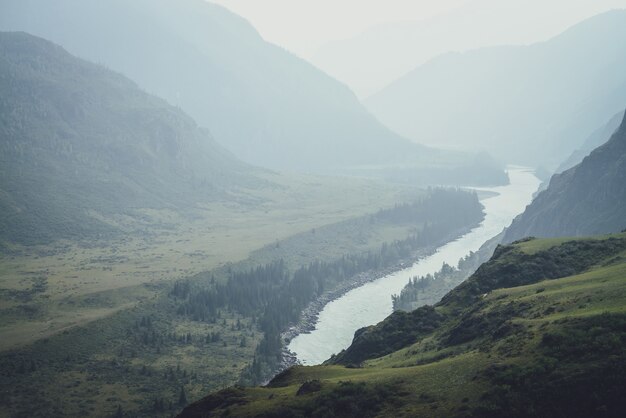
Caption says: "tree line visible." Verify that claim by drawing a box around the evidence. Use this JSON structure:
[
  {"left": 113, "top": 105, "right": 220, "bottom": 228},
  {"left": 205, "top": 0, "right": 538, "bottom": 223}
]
[{"left": 169, "top": 188, "right": 484, "bottom": 384}]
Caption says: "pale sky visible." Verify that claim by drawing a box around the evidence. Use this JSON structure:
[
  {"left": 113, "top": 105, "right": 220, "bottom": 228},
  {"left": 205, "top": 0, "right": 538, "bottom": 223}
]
[
  {"left": 208, "top": 0, "right": 626, "bottom": 57},
  {"left": 207, "top": 0, "right": 469, "bottom": 57},
  {"left": 208, "top": 0, "right": 626, "bottom": 96}
]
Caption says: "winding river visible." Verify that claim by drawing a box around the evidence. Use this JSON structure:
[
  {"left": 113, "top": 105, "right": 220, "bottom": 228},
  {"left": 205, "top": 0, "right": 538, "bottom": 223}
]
[{"left": 288, "top": 167, "right": 540, "bottom": 365}]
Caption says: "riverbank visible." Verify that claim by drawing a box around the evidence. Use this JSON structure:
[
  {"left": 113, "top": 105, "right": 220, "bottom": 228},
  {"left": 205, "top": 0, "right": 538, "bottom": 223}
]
[
  {"left": 284, "top": 167, "right": 540, "bottom": 366},
  {"left": 277, "top": 222, "right": 480, "bottom": 372}
]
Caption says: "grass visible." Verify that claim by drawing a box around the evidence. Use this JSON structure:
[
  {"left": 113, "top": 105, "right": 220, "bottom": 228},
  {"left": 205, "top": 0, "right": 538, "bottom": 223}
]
[
  {"left": 0, "top": 172, "right": 414, "bottom": 351},
  {"left": 181, "top": 234, "right": 626, "bottom": 417},
  {"left": 0, "top": 173, "right": 448, "bottom": 417},
  {"left": 0, "top": 298, "right": 264, "bottom": 417},
  {"left": 515, "top": 232, "right": 625, "bottom": 254}
]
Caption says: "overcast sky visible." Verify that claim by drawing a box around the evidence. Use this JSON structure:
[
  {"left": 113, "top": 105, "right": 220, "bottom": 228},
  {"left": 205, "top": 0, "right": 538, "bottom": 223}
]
[
  {"left": 208, "top": 0, "right": 626, "bottom": 96},
  {"left": 208, "top": 0, "right": 467, "bottom": 57},
  {"left": 209, "top": 0, "right": 626, "bottom": 58}
]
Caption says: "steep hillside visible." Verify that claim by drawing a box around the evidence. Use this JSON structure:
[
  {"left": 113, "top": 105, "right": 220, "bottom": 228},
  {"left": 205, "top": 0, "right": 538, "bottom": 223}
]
[
  {"left": 0, "top": 0, "right": 504, "bottom": 182},
  {"left": 503, "top": 111, "right": 626, "bottom": 243},
  {"left": 179, "top": 234, "right": 626, "bottom": 417},
  {"left": 556, "top": 109, "right": 624, "bottom": 173},
  {"left": 366, "top": 10, "right": 626, "bottom": 167},
  {"left": 0, "top": 31, "right": 257, "bottom": 245}
]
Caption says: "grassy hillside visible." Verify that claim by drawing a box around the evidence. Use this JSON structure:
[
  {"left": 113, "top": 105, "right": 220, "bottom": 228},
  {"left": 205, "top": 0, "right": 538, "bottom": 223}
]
[{"left": 179, "top": 233, "right": 626, "bottom": 417}]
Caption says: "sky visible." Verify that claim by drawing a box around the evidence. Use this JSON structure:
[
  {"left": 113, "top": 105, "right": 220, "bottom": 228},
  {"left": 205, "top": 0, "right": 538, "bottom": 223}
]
[
  {"left": 207, "top": 0, "right": 468, "bottom": 57},
  {"left": 208, "top": 0, "right": 626, "bottom": 96},
  {"left": 208, "top": 0, "right": 626, "bottom": 58}
]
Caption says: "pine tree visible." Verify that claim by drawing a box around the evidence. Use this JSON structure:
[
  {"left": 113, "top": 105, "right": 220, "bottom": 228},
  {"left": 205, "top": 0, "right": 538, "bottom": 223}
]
[
  {"left": 114, "top": 405, "right": 123, "bottom": 418},
  {"left": 178, "top": 385, "right": 187, "bottom": 406}
]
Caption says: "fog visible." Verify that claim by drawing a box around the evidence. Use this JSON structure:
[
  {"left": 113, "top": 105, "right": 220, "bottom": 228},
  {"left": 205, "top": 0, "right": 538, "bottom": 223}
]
[
  {"left": 207, "top": 0, "right": 467, "bottom": 57},
  {"left": 211, "top": 0, "right": 626, "bottom": 97},
  {"left": 1, "top": 1, "right": 625, "bottom": 416},
  {"left": 365, "top": 9, "right": 626, "bottom": 166}
]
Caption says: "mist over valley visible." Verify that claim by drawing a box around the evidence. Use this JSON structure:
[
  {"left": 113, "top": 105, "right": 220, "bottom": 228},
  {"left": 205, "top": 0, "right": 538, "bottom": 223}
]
[{"left": 0, "top": 1, "right": 625, "bottom": 417}]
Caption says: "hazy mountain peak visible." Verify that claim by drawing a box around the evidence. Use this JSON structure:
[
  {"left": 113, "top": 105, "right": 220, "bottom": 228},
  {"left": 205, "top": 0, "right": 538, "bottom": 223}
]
[
  {"left": 0, "top": 0, "right": 508, "bottom": 186},
  {"left": 365, "top": 9, "right": 626, "bottom": 166}
]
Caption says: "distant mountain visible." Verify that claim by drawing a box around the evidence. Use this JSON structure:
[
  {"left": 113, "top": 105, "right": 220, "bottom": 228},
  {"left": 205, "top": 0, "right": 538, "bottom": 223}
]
[
  {"left": 0, "top": 0, "right": 493, "bottom": 179},
  {"left": 503, "top": 110, "right": 626, "bottom": 243},
  {"left": 313, "top": 0, "right": 624, "bottom": 98},
  {"left": 179, "top": 234, "right": 626, "bottom": 417},
  {"left": 0, "top": 32, "right": 257, "bottom": 245},
  {"left": 366, "top": 10, "right": 626, "bottom": 168}
]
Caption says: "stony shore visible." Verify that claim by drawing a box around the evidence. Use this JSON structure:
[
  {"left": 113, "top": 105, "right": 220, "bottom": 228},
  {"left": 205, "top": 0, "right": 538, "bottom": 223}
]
[
  {"left": 273, "top": 221, "right": 482, "bottom": 373},
  {"left": 277, "top": 249, "right": 434, "bottom": 370},
  {"left": 279, "top": 223, "right": 479, "bottom": 372},
  {"left": 276, "top": 225, "right": 475, "bottom": 371}
]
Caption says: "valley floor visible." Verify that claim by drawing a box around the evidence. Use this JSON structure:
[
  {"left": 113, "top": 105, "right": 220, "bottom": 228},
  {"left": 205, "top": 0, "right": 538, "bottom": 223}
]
[
  {"left": 179, "top": 233, "right": 626, "bottom": 418},
  {"left": 0, "top": 173, "right": 408, "bottom": 352},
  {"left": 1, "top": 174, "right": 451, "bottom": 417}
]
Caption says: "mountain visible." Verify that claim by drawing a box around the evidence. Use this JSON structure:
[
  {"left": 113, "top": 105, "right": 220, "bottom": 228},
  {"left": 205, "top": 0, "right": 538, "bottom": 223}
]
[
  {"left": 365, "top": 10, "right": 626, "bottom": 168},
  {"left": 0, "top": 0, "right": 502, "bottom": 180},
  {"left": 0, "top": 31, "right": 258, "bottom": 245},
  {"left": 556, "top": 109, "right": 624, "bottom": 174},
  {"left": 179, "top": 233, "right": 626, "bottom": 417},
  {"left": 503, "top": 110, "right": 626, "bottom": 243},
  {"left": 312, "top": 0, "right": 625, "bottom": 98}
]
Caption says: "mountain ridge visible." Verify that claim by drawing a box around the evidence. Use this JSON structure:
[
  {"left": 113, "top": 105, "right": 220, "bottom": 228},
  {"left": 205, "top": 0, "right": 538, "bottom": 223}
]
[
  {"left": 555, "top": 109, "right": 624, "bottom": 174},
  {"left": 0, "top": 0, "right": 421, "bottom": 170},
  {"left": 0, "top": 0, "right": 507, "bottom": 185},
  {"left": 503, "top": 109, "right": 626, "bottom": 243},
  {"left": 365, "top": 10, "right": 626, "bottom": 167},
  {"left": 0, "top": 31, "right": 258, "bottom": 245}
]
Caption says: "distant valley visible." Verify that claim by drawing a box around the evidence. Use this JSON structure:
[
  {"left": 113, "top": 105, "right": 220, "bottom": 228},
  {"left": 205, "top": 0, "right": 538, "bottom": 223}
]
[
  {"left": 0, "top": 0, "right": 506, "bottom": 185},
  {"left": 0, "top": 2, "right": 625, "bottom": 417}
]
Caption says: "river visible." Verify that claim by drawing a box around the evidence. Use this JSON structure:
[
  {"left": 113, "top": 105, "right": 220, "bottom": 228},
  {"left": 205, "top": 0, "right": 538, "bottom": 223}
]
[{"left": 287, "top": 166, "right": 540, "bottom": 365}]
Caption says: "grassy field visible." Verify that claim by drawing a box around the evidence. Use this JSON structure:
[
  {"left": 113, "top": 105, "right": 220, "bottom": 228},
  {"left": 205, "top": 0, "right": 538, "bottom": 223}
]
[
  {"left": 180, "top": 233, "right": 626, "bottom": 417},
  {"left": 0, "top": 172, "right": 414, "bottom": 352},
  {"left": 0, "top": 297, "right": 264, "bottom": 417},
  {"left": 0, "top": 172, "right": 452, "bottom": 417}
]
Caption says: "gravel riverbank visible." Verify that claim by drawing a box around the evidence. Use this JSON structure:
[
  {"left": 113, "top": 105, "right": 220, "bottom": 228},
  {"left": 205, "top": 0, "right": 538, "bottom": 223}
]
[{"left": 277, "top": 224, "right": 478, "bottom": 371}]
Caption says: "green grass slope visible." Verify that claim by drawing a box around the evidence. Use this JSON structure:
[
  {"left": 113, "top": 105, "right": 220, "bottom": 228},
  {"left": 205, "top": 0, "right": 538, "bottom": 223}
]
[{"left": 179, "top": 233, "right": 626, "bottom": 418}]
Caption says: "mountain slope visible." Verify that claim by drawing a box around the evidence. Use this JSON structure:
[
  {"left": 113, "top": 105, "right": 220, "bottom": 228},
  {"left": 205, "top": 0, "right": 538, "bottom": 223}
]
[
  {"left": 366, "top": 10, "right": 626, "bottom": 167},
  {"left": 0, "top": 31, "right": 257, "bottom": 245},
  {"left": 503, "top": 110, "right": 626, "bottom": 243},
  {"left": 179, "top": 234, "right": 626, "bottom": 417},
  {"left": 556, "top": 109, "right": 624, "bottom": 173},
  {"left": 0, "top": 0, "right": 483, "bottom": 177}
]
